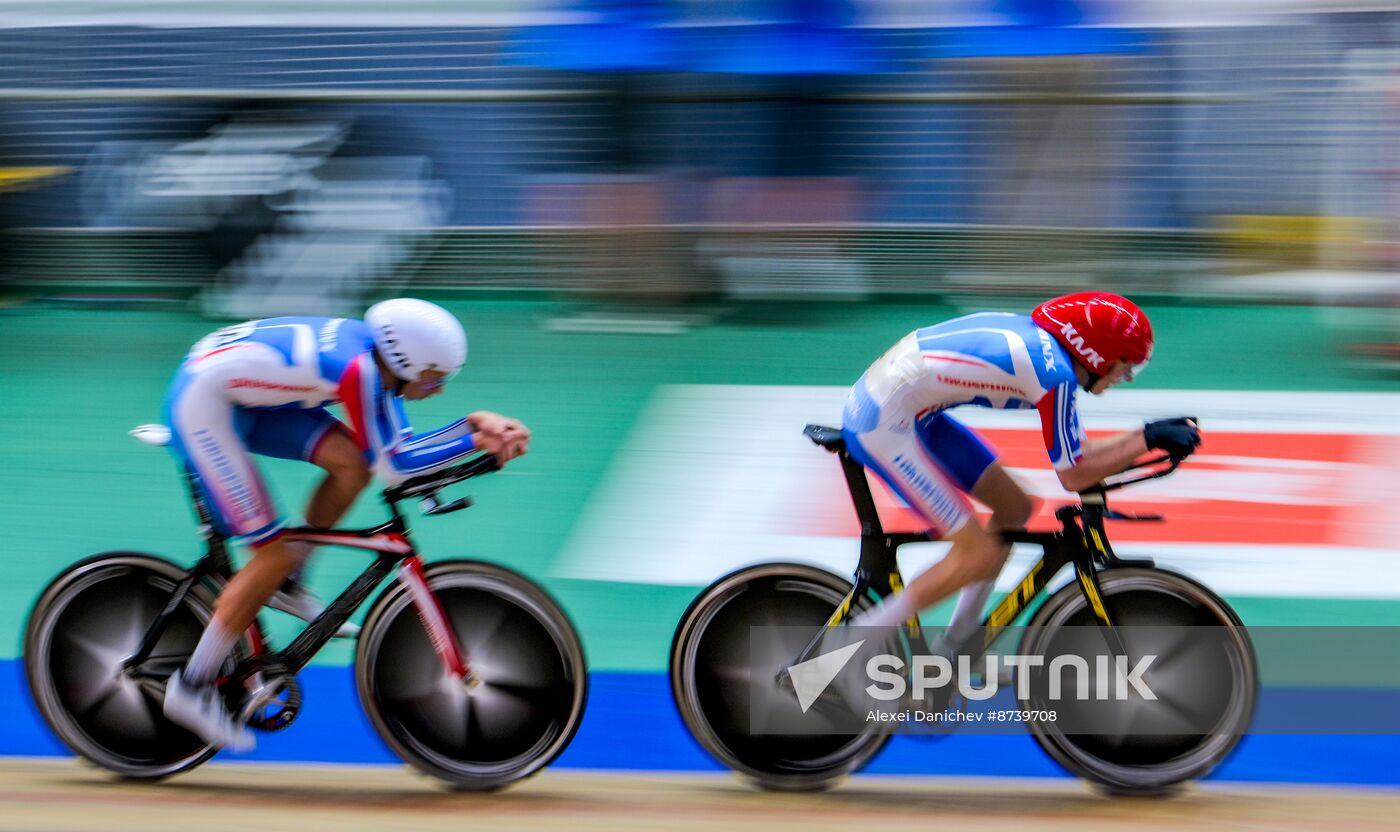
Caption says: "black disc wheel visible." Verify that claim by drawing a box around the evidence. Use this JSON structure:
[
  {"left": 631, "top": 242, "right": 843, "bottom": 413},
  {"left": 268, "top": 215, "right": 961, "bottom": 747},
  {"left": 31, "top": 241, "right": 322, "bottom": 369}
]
[
  {"left": 355, "top": 561, "right": 587, "bottom": 789},
  {"left": 1019, "top": 567, "right": 1258, "bottom": 793},
  {"left": 670, "top": 563, "right": 890, "bottom": 791},
  {"left": 24, "top": 553, "right": 225, "bottom": 778}
]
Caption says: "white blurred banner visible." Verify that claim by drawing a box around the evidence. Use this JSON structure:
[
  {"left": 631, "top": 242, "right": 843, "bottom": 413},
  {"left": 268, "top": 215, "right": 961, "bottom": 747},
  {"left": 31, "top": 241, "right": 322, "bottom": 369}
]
[{"left": 554, "top": 387, "right": 1400, "bottom": 599}]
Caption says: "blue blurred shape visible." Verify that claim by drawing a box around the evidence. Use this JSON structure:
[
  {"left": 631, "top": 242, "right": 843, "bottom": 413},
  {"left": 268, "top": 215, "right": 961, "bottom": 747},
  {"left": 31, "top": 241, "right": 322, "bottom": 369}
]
[
  {"left": 7, "top": 663, "right": 1400, "bottom": 784},
  {"left": 682, "top": 23, "right": 889, "bottom": 76},
  {"left": 929, "top": 26, "right": 1151, "bottom": 58},
  {"left": 929, "top": 0, "right": 1150, "bottom": 58},
  {"left": 682, "top": 0, "right": 889, "bottom": 76},
  {"left": 508, "top": 0, "right": 894, "bottom": 76},
  {"left": 504, "top": 1, "right": 681, "bottom": 72},
  {"left": 996, "top": 0, "right": 1088, "bottom": 27}
]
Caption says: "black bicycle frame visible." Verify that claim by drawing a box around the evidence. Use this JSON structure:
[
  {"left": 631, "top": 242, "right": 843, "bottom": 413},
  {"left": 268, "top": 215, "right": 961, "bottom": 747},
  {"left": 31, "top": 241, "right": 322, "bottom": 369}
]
[
  {"left": 124, "top": 467, "right": 243, "bottom": 675},
  {"left": 797, "top": 429, "right": 1178, "bottom": 666}
]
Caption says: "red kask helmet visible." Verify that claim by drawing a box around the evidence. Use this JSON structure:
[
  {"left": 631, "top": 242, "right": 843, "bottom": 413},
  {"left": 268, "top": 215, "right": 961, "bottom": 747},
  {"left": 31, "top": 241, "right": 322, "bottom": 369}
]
[{"left": 1032, "top": 292, "right": 1154, "bottom": 377}]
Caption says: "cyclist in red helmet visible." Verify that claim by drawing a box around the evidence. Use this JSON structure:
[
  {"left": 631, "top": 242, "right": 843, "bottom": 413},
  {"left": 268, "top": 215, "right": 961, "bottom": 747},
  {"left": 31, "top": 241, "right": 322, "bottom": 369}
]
[
  {"left": 1032, "top": 291, "right": 1155, "bottom": 392},
  {"left": 839, "top": 292, "right": 1200, "bottom": 651}
]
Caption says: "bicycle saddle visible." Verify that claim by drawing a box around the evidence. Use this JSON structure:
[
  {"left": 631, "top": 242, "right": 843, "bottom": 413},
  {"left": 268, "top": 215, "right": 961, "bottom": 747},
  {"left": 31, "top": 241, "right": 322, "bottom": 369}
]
[
  {"left": 130, "top": 424, "right": 172, "bottom": 447},
  {"left": 803, "top": 424, "right": 846, "bottom": 452}
]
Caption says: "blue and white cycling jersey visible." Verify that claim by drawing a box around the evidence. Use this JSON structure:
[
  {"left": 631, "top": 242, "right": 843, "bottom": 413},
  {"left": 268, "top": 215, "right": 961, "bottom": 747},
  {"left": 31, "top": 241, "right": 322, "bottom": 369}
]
[
  {"left": 164, "top": 316, "right": 478, "bottom": 544},
  {"left": 840, "top": 312, "right": 1085, "bottom": 536}
]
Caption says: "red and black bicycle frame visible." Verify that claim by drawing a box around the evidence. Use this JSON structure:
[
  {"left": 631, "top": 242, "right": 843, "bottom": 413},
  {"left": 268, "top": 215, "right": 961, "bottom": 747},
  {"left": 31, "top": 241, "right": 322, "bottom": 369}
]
[{"left": 123, "top": 456, "right": 498, "bottom": 687}]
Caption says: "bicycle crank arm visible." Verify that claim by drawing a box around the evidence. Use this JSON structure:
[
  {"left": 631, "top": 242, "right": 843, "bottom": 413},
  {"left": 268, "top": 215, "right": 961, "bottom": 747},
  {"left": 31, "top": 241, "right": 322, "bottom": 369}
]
[
  {"left": 237, "top": 675, "right": 285, "bottom": 725},
  {"left": 238, "top": 674, "right": 302, "bottom": 732}
]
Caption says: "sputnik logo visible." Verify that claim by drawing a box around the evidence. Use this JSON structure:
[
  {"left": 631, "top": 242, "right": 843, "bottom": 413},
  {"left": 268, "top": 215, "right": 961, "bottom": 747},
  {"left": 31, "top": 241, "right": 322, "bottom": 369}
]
[{"left": 786, "top": 640, "right": 865, "bottom": 713}]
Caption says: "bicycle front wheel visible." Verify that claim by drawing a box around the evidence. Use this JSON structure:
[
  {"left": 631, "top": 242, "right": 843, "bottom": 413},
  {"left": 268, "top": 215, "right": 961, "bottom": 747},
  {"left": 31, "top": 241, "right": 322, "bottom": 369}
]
[
  {"left": 355, "top": 560, "right": 587, "bottom": 790},
  {"left": 1019, "top": 566, "right": 1258, "bottom": 793}
]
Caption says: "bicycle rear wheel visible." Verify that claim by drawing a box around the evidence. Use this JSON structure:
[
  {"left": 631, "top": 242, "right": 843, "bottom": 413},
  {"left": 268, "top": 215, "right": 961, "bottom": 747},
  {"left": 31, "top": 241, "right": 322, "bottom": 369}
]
[
  {"left": 1018, "top": 566, "right": 1257, "bottom": 793},
  {"left": 24, "top": 553, "right": 223, "bottom": 779},
  {"left": 355, "top": 560, "right": 587, "bottom": 790},
  {"left": 670, "top": 563, "right": 890, "bottom": 791}
]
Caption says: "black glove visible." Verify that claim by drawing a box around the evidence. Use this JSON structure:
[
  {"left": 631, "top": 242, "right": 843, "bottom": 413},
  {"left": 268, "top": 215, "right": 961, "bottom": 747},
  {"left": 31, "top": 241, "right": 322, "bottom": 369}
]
[{"left": 1144, "top": 417, "right": 1201, "bottom": 458}]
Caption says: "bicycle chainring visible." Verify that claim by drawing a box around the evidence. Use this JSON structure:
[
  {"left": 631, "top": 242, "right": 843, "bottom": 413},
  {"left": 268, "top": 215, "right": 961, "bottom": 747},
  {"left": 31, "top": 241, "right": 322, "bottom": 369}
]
[{"left": 240, "top": 674, "right": 302, "bottom": 732}]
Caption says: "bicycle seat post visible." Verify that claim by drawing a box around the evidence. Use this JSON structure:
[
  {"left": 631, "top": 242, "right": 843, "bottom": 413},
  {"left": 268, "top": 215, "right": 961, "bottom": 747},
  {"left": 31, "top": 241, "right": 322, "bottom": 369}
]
[{"left": 838, "top": 450, "right": 885, "bottom": 540}]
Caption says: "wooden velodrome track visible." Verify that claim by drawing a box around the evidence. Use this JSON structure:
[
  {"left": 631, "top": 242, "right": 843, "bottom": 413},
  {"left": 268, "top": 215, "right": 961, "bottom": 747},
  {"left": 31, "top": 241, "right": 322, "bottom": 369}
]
[{"left": 2, "top": 759, "right": 1397, "bottom": 832}]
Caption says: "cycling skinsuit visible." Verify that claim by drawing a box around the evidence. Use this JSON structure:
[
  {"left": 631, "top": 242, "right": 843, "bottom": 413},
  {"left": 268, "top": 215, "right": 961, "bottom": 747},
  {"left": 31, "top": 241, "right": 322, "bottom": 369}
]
[
  {"left": 163, "top": 316, "right": 477, "bottom": 546},
  {"left": 841, "top": 312, "right": 1084, "bottom": 537}
]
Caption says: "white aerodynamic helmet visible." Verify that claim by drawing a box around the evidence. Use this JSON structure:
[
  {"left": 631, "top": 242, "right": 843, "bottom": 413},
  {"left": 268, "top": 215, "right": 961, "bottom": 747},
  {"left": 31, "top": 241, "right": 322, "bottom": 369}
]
[{"left": 364, "top": 298, "right": 467, "bottom": 381}]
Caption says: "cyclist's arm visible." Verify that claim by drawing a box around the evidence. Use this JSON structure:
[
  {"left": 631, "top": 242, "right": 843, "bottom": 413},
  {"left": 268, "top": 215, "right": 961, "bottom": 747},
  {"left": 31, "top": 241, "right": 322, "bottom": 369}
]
[
  {"left": 1057, "top": 431, "right": 1148, "bottom": 493},
  {"left": 401, "top": 408, "right": 527, "bottom": 450},
  {"left": 401, "top": 409, "right": 474, "bottom": 446},
  {"left": 336, "top": 354, "right": 479, "bottom": 486},
  {"left": 386, "top": 397, "right": 481, "bottom": 472},
  {"left": 1036, "top": 380, "right": 1146, "bottom": 492},
  {"left": 1036, "top": 381, "right": 1086, "bottom": 473}
]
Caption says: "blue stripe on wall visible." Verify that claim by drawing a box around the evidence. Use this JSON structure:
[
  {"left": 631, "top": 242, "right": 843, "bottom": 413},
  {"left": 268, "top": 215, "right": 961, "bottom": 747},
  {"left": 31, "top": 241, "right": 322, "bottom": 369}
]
[{"left": 6, "top": 662, "right": 1398, "bottom": 785}]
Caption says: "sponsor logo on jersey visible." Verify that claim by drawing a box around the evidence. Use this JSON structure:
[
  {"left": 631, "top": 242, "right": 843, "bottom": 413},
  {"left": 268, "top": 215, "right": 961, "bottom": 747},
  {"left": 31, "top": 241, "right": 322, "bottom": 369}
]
[
  {"left": 934, "top": 374, "right": 1022, "bottom": 395},
  {"left": 891, "top": 453, "right": 961, "bottom": 526},
  {"left": 228, "top": 378, "right": 318, "bottom": 393},
  {"left": 192, "top": 429, "right": 260, "bottom": 524},
  {"left": 1059, "top": 324, "right": 1106, "bottom": 369}
]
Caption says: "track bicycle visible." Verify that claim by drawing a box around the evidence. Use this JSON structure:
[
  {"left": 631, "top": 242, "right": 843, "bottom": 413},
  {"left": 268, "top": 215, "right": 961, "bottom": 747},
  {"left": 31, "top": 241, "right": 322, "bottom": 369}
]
[
  {"left": 671, "top": 423, "right": 1257, "bottom": 793},
  {"left": 25, "top": 424, "right": 588, "bottom": 789}
]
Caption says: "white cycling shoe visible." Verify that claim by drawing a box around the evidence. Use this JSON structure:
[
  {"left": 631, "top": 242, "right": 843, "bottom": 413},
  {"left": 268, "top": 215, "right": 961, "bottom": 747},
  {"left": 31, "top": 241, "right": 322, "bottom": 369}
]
[
  {"left": 163, "top": 670, "right": 256, "bottom": 752},
  {"left": 268, "top": 581, "right": 360, "bottom": 639}
]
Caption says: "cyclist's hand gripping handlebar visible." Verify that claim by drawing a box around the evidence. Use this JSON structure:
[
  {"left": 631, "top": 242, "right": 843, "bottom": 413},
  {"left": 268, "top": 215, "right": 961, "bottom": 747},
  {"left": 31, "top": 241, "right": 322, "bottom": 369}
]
[
  {"left": 1144, "top": 416, "right": 1201, "bottom": 459},
  {"left": 1049, "top": 421, "right": 1196, "bottom": 536},
  {"left": 1086, "top": 419, "right": 1197, "bottom": 496}
]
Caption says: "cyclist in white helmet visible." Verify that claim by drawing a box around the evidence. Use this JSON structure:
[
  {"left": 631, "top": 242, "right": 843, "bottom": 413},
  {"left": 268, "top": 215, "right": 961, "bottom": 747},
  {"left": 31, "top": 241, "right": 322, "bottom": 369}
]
[{"left": 160, "top": 299, "right": 529, "bottom": 750}]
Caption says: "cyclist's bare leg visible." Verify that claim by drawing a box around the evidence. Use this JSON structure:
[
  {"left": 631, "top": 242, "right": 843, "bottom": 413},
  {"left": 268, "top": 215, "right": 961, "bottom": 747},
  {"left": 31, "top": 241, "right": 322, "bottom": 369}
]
[
  {"left": 260, "top": 425, "right": 368, "bottom": 580},
  {"left": 176, "top": 428, "right": 370, "bottom": 691},
  {"left": 168, "top": 427, "right": 371, "bottom": 746},
  {"left": 851, "top": 520, "right": 1001, "bottom": 628},
  {"left": 189, "top": 426, "right": 370, "bottom": 683},
  {"left": 168, "top": 535, "right": 301, "bottom": 749},
  {"left": 940, "top": 463, "right": 1035, "bottom": 646},
  {"left": 210, "top": 538, "right": 307, "bottom": 639},
  {"left": 853, "top": 462, "right": 1033, "bottom": 631},
  {"left": 270, "top": 425, "right": 371, "bottom": 633},
  {"left": 304, "top": 424, "right": 372, "bottom": 529},
  {"left": 906, "top": 521, "right": 1004, "bottom": 610}
]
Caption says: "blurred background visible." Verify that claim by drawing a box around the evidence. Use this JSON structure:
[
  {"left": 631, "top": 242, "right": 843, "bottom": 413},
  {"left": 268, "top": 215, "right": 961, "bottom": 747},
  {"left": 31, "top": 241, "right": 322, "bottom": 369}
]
[
  {"left": 3, "top": 0, "right": 1400, "bottom": 793},
  {"left": 2, "top": 0, "right": 1399, "bottom": 338}
]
